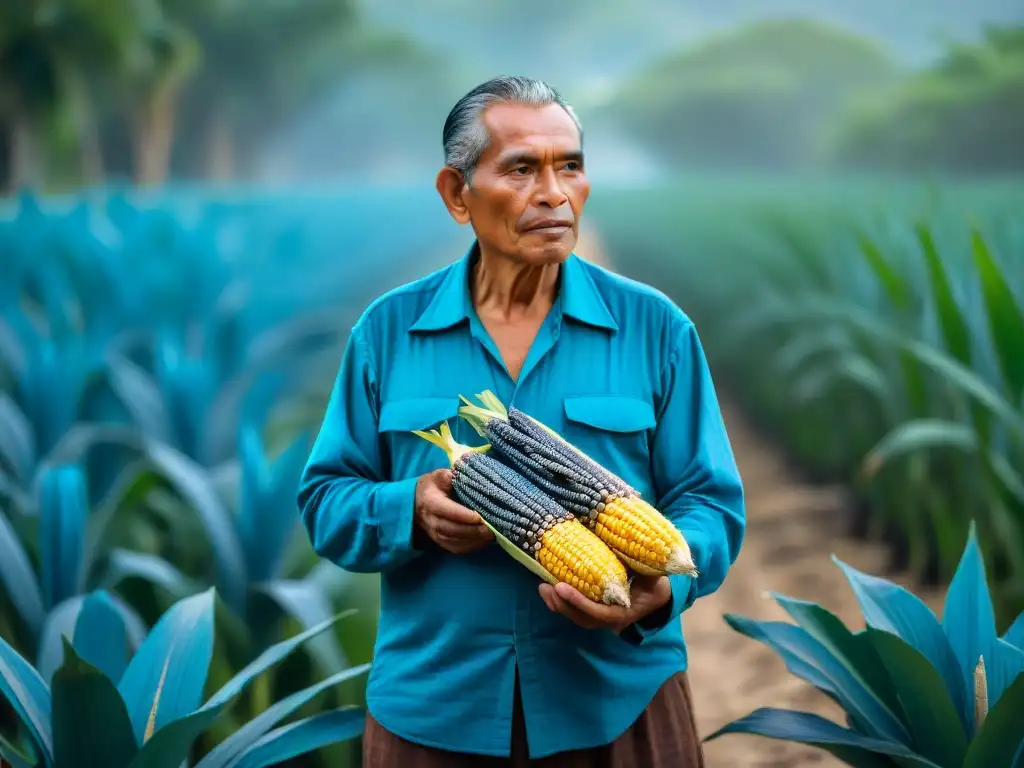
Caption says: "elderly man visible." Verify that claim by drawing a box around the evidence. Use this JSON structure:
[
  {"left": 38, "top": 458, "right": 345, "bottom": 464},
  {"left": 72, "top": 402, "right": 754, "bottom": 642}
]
[{"left": 298, "top": 75, "right": 745, "bottom": 766}]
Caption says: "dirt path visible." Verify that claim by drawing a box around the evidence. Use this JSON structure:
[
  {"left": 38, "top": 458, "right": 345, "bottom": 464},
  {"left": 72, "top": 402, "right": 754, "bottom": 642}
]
[{"left": 578, "top": 223, "right": 944, "bottom": 767}]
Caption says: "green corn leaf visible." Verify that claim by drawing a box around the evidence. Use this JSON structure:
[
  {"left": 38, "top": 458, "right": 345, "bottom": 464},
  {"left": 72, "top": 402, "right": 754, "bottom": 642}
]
[
  {"left": 117, "top": 589, "right": 216, "bottom": 745},
  {"left": 855, "top": 232, "right": 911, "bottom": 312},
  {"left": 231, "top": 708, "right": 366, "bottom": 768},
  {"left": 917, "top": 223, "right": 972, "bottom": 365},
  {"left": 194, "top": 665, "right": 370, "bottom": 768},
  {"left": 52, "top": 640, "right": 137, "bottom": 768},
  {"left": 865, "top": 629, "right": 968, "bottom": 767},
  {"left": 479, "top": 517, "right": 559, "bottom": 587},
  {"left": 703, "top": 708, "right": 940, "bottom": 767},
  {"left": 971, "top": 227, "right": 1024, "bottom": 406},
  {"left": 861, "top": 419, "right": 978, "bottom": 479}
]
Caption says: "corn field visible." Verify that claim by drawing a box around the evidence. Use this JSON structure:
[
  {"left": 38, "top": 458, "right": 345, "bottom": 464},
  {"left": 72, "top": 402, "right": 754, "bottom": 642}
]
[
  {"left": 2, "top": 176, "right": 1022, "bottom": 764},
  {"left": 590, "top": 176, "right": 1024, "bottom": 629},
  {"left": 0, "top": 185, "right": 464, "bottom": 766}
]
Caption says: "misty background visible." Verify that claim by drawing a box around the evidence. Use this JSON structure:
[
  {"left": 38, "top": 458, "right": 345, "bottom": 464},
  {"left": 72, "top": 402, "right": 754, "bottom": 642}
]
[{"left": 3, "top": 0, "right": 1023, "bottom": 191}]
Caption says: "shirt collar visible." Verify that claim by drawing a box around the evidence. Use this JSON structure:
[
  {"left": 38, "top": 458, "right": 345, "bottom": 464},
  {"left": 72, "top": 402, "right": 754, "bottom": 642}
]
[{"left": 409, "top": 240, "right": 618, "bottom": 334}]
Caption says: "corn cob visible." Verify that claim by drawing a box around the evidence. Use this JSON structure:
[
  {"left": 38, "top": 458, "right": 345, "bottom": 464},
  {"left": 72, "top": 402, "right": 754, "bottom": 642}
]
[
  {"left": 412, "top": 421, "right": 631, "bottom": 607},
  {"left": 459, "top": 391, "right": 697, "bottom": 578}
]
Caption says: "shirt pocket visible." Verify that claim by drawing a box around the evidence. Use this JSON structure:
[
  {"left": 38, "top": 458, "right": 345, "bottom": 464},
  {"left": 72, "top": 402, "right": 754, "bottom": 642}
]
[
  {"left": 378, "top": 396, "right": 464, "bottom": 479},
  {"left": 561, "top": 394, "right": 656, "bottom": 495}
]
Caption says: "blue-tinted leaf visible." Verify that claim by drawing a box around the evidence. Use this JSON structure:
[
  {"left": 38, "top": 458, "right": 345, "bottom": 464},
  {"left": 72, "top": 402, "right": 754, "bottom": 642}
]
[
  {"left": 74, "top": 591, "right": 130, "bottom": 684},
  {"left": 866, "top": 629, "right": 968, "bottom": 767},
  {"left": 0, "top": 734, "right": 34, "bottom": 768},
  {"left": 37, "top": 464, "right": 88, "bottom": 609},
  {"left": 52, "top": 641, "right": 137, "bottom": 768},
  {"left": 723, "top": 614, "right": 837, "bottom": 695},
  {"left": 126, "top": 704, "right": 226, "bottom": 768},
  {"left": 106, "top": 355, "right": 172, "bottom": 443},
  {"left": 0, "top": 508, "right": 44, "bottom": 636},
  {"left": 259, "top": 580, "right": 348, "bottom": 672},
  {"left": 232, "top": 708, "right": 366, "bottom": 768},
  {"left": 104, "top": 592, "right": 149, "bottom": 651},
  {"left": 238, "top": 428, "right": 308, "bottom": 583},
  {"left": 772, "top": 594, "right": 910, "bottom": 744},
  {"left": 1004, "top": 613, "right": 1024, "bottom": 650},
  {"left": 37, "top": 596, "right": 87, "bottom": 683},
  {"left": 143, "top": 442, "right": 247, "bottom": 609},
  {"left": 942, "top": 522, "right": 998, "bottom": 733},
  {"left": 0, "top": 634, "right": 53, "bottom": 764},
  {"left": 102, "top": 549, "right": 199, "bottom": 600},
  {"left": 989, "top": 639, "right": 1024, "bottom": 708},
  {"left": 194, "top": 664, "right": 370, "bottom": 768},
  {"left": 703, "top": 708, "right": 940, "bottom": 767},
  {"left": 963, "top": 670, "right": 1024, "bottom": 768},
  {"left": 834, "top": 557, "right": 968, "bottom": 732},
  {"left": 118, "top": 589, "right": 216, "bottom": 744},
  {"left": 0, "top": 393, "right": 35, "bottom": 481},
  {"left": 203, "top": 611, "right": 356, "bottom": 712}
]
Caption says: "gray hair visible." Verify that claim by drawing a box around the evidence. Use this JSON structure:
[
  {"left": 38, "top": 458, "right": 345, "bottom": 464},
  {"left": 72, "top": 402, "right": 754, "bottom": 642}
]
[{"left": 442, "top": 75, "right": 583, "bottom": 182}]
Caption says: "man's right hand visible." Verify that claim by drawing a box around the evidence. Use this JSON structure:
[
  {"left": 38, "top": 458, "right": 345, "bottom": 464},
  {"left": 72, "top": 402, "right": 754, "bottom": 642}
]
[{"left": 413, "top": 468, "right": 494, "bottom": 554}]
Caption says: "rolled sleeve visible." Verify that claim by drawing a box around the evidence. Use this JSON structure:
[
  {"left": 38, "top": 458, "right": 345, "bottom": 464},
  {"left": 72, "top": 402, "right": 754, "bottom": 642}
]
[
  {"left": 621, "top": 317, "right": 746, "bottom": 645},
  {"left": 297, "top": 322, "right": 424, "bottom": 573}
]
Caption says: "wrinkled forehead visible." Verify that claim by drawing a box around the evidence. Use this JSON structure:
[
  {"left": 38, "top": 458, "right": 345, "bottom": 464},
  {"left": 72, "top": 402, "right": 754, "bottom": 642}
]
[{"left": 479, "top": 103, "right": 582, "bottom": 164}]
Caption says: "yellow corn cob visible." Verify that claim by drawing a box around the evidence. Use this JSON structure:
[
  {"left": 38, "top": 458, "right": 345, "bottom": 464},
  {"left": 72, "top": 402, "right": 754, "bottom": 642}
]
[
  {"left": 459, "top": 391, "right": 698, "bottom": 577},
  {"left": 412, "top": 422, "right": 631, "bottom": 607}
]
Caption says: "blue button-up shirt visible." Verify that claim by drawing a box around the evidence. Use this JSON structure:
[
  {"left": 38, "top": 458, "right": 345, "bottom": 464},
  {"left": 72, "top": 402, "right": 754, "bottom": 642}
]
[{"left": 298, "top": 244, "right": 745, "bottom": 758}]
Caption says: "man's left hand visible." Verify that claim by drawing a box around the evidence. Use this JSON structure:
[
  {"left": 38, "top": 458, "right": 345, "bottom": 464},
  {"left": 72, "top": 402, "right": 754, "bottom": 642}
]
[{"left": 538, "top": 574, "right": 672, "bottom": 634}]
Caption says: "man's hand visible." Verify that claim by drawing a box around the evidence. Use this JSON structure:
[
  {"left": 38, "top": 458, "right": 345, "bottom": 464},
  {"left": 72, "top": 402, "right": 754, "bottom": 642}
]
[
  {"left": 413, "top": 468, "right": 494, "bottom": 554},
  {"left": 539, "top": 574, "right": 672, "bottom": 634}
]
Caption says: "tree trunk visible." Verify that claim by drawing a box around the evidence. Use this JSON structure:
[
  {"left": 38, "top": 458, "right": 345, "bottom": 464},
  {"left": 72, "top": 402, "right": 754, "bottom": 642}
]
[
  {"left": 203, "top": 104, "right": 236, "bottom": 181},
  {"left": 133, "top": 85, "right": 179, "bottom": 187},
  {"left": 8, "top": 107, "right": 41, "bottom": 193},
  {"left": 72, "top": 81, "right": 105, "bottom": 187}
]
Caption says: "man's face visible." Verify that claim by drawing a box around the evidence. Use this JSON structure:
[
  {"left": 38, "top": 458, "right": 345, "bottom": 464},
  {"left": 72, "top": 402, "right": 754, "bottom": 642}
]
[{"left": 447, "top": 102, "right": 590, "bottom": 266}]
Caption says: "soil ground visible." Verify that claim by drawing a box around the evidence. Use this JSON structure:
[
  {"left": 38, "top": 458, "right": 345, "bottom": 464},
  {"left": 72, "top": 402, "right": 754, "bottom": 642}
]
[{"left": 576, "top": 224, "right": 945, "bottom": 767}]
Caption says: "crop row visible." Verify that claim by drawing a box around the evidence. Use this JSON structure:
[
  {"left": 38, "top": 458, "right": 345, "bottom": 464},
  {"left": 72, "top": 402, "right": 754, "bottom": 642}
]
[{"left": 589, "top": 176, "right": 1024, "bottom": 628}]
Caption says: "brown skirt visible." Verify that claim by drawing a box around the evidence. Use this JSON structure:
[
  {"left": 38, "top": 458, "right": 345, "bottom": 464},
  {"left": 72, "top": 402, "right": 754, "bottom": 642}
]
[{"left": 363, "top": 670, "right": 705, "bottom": 767}]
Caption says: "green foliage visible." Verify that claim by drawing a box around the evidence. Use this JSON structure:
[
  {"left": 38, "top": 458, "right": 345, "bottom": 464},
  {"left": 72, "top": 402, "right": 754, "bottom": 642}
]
[
  {"left": 705, "top": 523, "right": 1024, "bottom": 766},
  {"left": 0, "top": 587, "right": 368, "bottom": 767},
  {"left": 829, "top": 26, "right": 1024, "bottom": 173},
  {"left": 601, "top": 18, "right": 900, "bottom": 170},
  {"left": 589, "top": 176, "right": 1024, "bottom": 624}
]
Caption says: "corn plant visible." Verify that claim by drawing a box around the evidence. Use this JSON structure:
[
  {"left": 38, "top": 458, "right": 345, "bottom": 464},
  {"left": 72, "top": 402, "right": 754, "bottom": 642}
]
[
  {"left": 706, "top": 522, "right": 1024, "bottom": 766},
  {"left": 590, "top": 179, "right": 1024, "bottom": 624},
  {"left": 0, "top": 462, "right": 151, "bottom": 678},
  {"left": 0, "top": 587, "right": 368, "bottom": 768}
]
